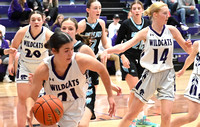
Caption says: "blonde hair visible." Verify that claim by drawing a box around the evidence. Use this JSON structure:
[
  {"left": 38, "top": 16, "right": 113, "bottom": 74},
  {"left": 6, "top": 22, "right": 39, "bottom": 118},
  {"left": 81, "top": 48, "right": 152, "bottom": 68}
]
[
  {"left": 52, "top": 14, "right": 64, "bottom": 26},
  {"left": 143, "top": 2, "right": 167, "bottom": 18}
]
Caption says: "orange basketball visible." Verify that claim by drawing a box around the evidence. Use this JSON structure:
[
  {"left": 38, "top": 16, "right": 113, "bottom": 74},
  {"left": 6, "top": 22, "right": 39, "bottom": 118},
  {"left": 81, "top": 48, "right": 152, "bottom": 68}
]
[{"left": 33, "top": 95, "right": 64, "bottom": 126}]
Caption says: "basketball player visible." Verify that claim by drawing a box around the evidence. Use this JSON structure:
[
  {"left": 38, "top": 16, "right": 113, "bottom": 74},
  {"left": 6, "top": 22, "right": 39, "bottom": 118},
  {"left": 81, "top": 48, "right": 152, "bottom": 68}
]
[
  {"left": 77, "top": 0, "right": 118, "bottom": 126},
  {"left": 115, "top": 1, "right": 157, "bottom": 125},
  {"left": 8, "top": 11, "right": 53, "bottom": 127},
  {"left": 170, "top": 40, "right": 200, "bottom": 127},
  {"left": 101, "top": 2, "right": 192, "bottom": 127},
  {"left": 27, "top": 31, "right": 116, "bottom": 127},
  {"left": 60, "top": 17, "right": 121, "bottom": 127}
]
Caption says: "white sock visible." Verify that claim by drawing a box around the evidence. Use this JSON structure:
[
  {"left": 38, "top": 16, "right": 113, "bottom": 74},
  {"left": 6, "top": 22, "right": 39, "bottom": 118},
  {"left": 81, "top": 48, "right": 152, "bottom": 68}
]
[{"left": 137, "top": 111, "right": 144, "bottom": 120}]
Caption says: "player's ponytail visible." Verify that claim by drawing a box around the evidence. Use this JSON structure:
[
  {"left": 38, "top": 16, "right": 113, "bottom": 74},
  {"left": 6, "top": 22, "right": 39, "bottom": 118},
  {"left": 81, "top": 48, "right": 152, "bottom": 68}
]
[
  {"left": 45, "top": 31, "right": 73, "bottom": 51},
  {"left": 143, "top": 2, "right": 167, "bottom": 19}
]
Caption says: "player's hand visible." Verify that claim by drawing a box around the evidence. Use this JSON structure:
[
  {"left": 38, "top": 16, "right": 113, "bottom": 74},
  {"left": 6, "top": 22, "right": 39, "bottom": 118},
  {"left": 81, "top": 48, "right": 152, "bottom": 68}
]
[
  {"left": 121, "top": 55, "right": 130, "bottom": 68},
  {"left": 27, "top": 108, "right": 33, "bottom": 127},
  {"left": 176, "top": 69, "right": 185, "bottom": 77},
  {"left": 28, "top": 73, "right": 34, "bottom": 85},
  {"left": 101, "top": 50, "right": 108, "bottom": 65},
  {"left": 8, "top": 64, "right": 14, "bottom": 76},
  {"left": 26, "top": 97, "right": 35, "bottom": 126},
  {"left": 185, "top": 39, "right": 193, "bottom": 54},
  {"left": 107, "top": 96, "right": 116, "bottom": 117},
  {"left": 4, "top": 48, "right": 17, "bottom": 55},
  {"left": 111, "top": 83, "right": 122, "bottom": 96}
]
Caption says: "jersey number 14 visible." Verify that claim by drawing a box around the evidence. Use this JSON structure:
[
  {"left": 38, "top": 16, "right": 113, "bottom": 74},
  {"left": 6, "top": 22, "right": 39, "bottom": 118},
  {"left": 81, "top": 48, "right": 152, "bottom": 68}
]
[{"left": 153, "top": 48, "right": 169, "bottom": 64}]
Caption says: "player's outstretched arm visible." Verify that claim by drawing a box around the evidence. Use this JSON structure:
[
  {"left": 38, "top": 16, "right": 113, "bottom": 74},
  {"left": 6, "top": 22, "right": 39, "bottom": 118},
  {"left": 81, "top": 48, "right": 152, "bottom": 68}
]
[{"left": 177, "top": 41, "right": 199, "bottom": 77}]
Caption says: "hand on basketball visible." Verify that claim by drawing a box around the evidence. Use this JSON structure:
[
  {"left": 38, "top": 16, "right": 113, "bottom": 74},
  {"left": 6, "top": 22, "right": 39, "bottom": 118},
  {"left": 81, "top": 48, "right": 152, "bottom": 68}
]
[{"left": 108, "top": 96, "right": 116, "bottom": 117}]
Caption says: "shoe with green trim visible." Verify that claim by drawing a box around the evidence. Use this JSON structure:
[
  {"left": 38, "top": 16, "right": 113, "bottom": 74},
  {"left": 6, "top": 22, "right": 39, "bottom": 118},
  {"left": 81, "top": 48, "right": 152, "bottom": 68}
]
[{"left": 136, "top": 116, "right": 160, "bottom": 127}]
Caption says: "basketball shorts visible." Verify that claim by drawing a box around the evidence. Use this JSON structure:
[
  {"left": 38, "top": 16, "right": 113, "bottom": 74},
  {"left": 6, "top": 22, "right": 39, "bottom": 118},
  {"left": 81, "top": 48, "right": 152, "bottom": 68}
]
[
  {"left": 16, "top": 59, "right": 40, "bottom": 83},
  {"left": 58, "top": 97, "right": 86, "bottom": 127},
  {"left": 86, "top": 83, "right": 96, "bottom": 120},
  {"left": 184, "top": 73, "right": 200, "bottom": 103},
  {"left": 89, "top": 70, "right": 99, "bottom": 85},
  {"left": 120, "top": 54, "right": 144, "bottom": 80},
  {"left": 132, "top": 68, "right": 176, "bottom": 103}
]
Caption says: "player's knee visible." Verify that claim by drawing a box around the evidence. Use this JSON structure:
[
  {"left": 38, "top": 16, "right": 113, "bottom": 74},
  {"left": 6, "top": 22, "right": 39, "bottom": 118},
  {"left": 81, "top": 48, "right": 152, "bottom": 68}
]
[
  {"left": 187, "top": 114, "right": 198, "bottom": 122},
  {"left": 18, "top": 96, "right": 28, "bottom": 104},
  {"left": 161, "top": 113, "right": 171, "bottom": 122}
]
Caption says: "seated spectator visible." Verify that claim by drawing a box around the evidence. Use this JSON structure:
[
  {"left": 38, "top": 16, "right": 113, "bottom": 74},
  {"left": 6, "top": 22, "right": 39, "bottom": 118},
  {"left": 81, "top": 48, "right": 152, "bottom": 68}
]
[
  {"left": 51, "top": 14, "right": 64, "bottom": 32},
  {"left": 0, "top": 30, "right": 12, "bottom": 83},
  {"left": 27, "top": 0, "right": 43, "bottom": 12},
  {"left": 168, "top": 14, "right": 189, "bottom": 31},
  {"left": 108, "top": 14, "right": 121, "bottom": 39},
  {"left": 176, "top": 0, "right": 200, "bottom": 27},
  {"left": 0, "top": 25, "right": 6, "bottom": 39},
  {"left": 160, "top": 1, "right": 189, "bottom": 31},
  {"left": 43, "top": 0, "right": 58, "bottom": 23},
  {"left": 162, "top": 0, "right": 178, "bottom": 14},
  {"left": 98, "top": 29, "right": 121, "bottom": 76},
  {"left": 8, "top": 0, "right": 32, "bottom": 26},
  {"left": 143, "top": 0, "right": 160, "bottom": 9}
]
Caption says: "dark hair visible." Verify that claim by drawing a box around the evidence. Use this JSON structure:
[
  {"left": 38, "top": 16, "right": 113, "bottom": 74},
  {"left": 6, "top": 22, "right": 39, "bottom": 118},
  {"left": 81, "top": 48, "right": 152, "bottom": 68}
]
[
  {"left": 86, "top": 0, "right": 100, "bottom": 17},
  {"left": 45, "top": 31, "right": 73, "bottom": 52},
  {"left": 28, "top": 10, "right": 43, "bottom": 22},
  {"left": 61, "top": 17, "right": 92, "bottom": 46}
]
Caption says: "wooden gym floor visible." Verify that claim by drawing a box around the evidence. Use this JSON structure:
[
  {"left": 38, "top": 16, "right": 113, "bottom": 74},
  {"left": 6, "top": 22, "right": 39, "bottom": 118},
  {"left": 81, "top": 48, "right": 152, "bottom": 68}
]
[{"left": 0, "top": 70, "right": 199, "bottom": 127}]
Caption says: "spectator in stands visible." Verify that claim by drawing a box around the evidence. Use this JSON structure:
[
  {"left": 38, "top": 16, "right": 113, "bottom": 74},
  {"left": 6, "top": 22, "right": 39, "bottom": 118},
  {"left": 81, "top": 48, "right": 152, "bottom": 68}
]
[
  {"left": 43, "top": 0, "right": 58, "bottom": 23},
  {"left": 8, "top": 0, "right": 32, "bottom": 26},
  {"left": 143, "top": 0, "right": 160, "bottom": 9},
  {"left": 108, "top": 14, "right": 121, "bottom": 39},
  {"left": 42, "top": 13, "right": 50, "bottom": 29},
  {"left": 70, "top": 0, "right": 75, "bottom": 5},
  {"left": 159, "top": 0, "right": 189, "bottom": 30},
  {"left": 0, "top": 24, "right": 6, "bottom": 39},
  {"left": 176, "top": 0, "right": 200, "bottom": 27},
  {"left": 0, "top": 30, "right": 12, "bottom": 83},
  {"left": 98, "top": 29, "right": 121, "bottom": 76},
  {"left": 162, "top": 0, "right": 178, "bottom": 14},
  {"left": 27, "top": 0, "right": 43, "bottom": 12},
  {"left": 51, "top": 14, "right": 64, "bottom": 32}
]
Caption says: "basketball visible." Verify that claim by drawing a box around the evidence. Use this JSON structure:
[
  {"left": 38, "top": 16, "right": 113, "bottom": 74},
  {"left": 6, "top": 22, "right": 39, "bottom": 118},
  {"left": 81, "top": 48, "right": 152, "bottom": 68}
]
[{"left": 33, "top": 95, "right": 64, "bottom": 126}]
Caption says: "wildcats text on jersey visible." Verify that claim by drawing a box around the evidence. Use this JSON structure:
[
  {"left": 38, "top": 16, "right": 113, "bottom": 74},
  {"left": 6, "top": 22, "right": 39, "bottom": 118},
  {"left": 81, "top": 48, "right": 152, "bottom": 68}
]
[
  {"left": 50, "top": 79, "right": 79, "bottom": 91},
  {"left": 149, "top": 39, "right": 172, "bottom": 46},
  {"left": 24, "top": 40, "right": 44, "bottom": 48},
  {"left": 84, "top": 31, "right": 102, "bottom": 38}
]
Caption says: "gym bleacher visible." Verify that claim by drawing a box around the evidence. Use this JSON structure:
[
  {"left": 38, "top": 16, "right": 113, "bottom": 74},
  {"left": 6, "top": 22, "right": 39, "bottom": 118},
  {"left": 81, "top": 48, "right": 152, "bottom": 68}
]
[{"left": 0, "top": 0, "right": 200, "bottom": 71}]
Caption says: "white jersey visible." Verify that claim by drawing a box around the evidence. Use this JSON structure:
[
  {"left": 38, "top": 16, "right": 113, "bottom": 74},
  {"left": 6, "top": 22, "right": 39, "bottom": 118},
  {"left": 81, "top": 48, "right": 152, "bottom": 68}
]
[
  {"left": 20, "top": 25, "right": 49, "bottom": 63},
  {"left": 43, "top": 53, "right": 88, "bottom": 110},
  {"left": 140, "top": 25, "right": 174, "bottom": 73},
  {"left": 192, "top": 41, "right": 200, "bottom": 75}
]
